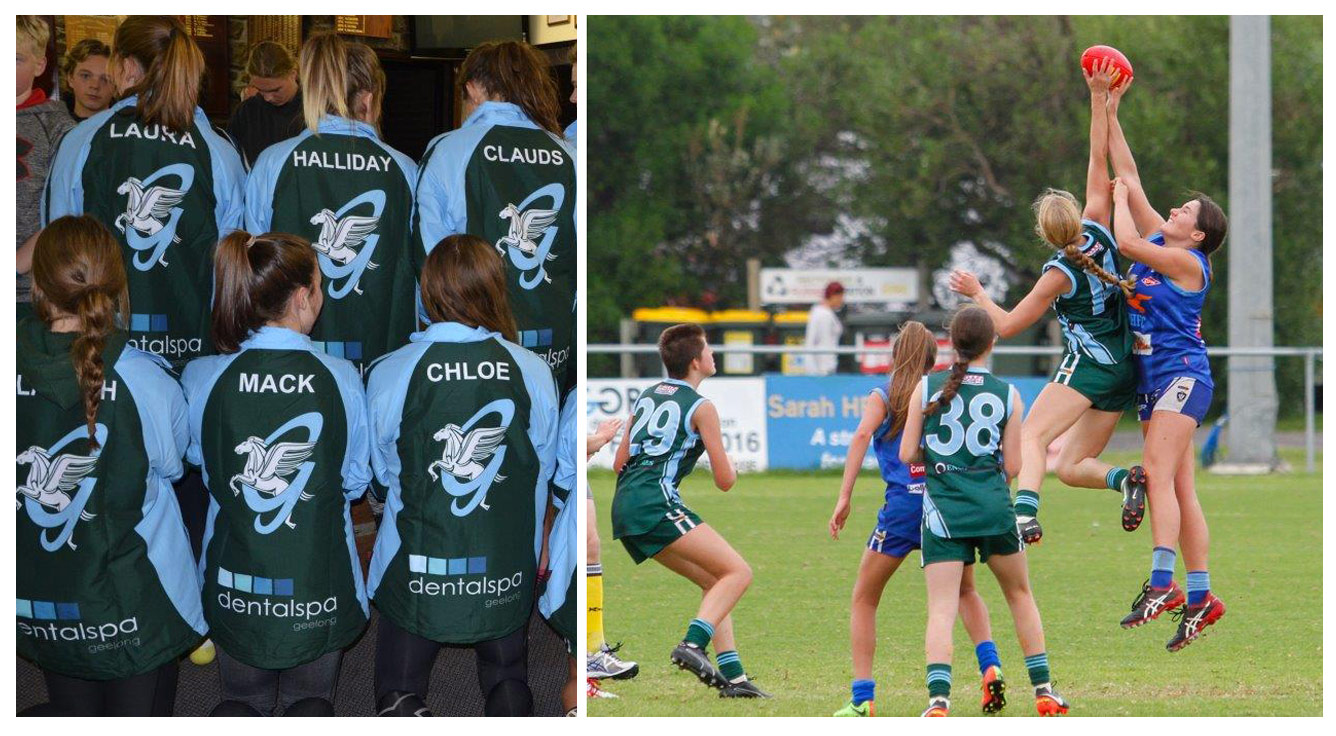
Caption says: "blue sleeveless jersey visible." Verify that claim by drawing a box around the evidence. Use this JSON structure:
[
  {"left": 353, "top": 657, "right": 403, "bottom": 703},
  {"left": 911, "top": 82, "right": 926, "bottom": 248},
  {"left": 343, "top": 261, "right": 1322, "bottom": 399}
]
[
  {"left": 869, "top": 384, "right": 927, "bottom": 507},
  {"left": 1126, "top": 234, "right": 1214, "bottom": 393}
]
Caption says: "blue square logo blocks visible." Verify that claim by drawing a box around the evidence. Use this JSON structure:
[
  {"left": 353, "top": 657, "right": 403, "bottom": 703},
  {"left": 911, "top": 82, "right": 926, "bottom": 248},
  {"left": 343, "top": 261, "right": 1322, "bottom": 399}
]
[
  {"left": 33, "top": 601, "right": 58, "bottom": 620},
  {"left": 17, "top": 599, "right": 33, "bottom": 618},
  {"left": 467, "top": 557, "right": 487, "bottom": 574},
  {"left": 253, "top": 577, "right": 273, "bottom": 595},
  {"left": 428, "top": 557, "right": 448, "bottom": 575},
  {"left": 56, "top": 602, "right": 80, "bottom": 620}
]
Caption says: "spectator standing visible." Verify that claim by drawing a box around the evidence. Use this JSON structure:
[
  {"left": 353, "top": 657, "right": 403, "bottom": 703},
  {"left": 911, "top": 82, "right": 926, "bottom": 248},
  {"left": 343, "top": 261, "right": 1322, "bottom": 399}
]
[
  {"left": 60, "top": 39, "right": 113, "bottom": 122},
  {"left": 805, "top": 281, "right": 846, "bottom": 375},
  {"left": 228, "top": 41, "right": 303, "bottom": 167}
]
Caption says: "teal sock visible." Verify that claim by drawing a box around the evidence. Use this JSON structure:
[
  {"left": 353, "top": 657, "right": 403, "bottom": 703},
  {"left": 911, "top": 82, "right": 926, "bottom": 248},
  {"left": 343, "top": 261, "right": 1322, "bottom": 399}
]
[
  {"left": 716, "top": 649, "right": 745, "bottom": 682},
  {"left": 1014, "top": 490, "right": 1039, "bottom": 517},
  {"left": 684, "top": 618, "right": 714, "bottom": 649},
  {"left": 1024, "top": 653, "right": 1050, "bottom": 687},
  {"left": 1106, "top": 467, "right": 1129, "bottom": 492},
  {"left": 926, "top": 663, "right": 952, "bottom": 698}
]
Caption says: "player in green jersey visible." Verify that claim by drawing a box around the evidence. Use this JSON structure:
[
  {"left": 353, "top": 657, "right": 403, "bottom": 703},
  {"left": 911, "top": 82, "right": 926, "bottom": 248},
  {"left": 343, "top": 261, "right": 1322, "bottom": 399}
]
[
  {"left": 902, "top": 307, "right": 1069, "bottom": 717},
  {"left": 949, "top": 60, "right": 1146, "bottom": 541},
  {"left": 611, "top": 324, "right": 768, "bottom": 699}
]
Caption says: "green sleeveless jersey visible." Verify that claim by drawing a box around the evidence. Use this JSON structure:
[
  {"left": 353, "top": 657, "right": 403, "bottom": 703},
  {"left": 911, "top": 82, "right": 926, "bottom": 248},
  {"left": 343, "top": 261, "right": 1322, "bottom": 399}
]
[
  {"left": 17, "top": 320, "right": 206, "bottom": 680},
  {"left": 366, "top": 323, "right": 559, "bottom": 644},
  {"left": 245, "top": 117, "right": 419, "bottom": 377},
  {"left": 181, "top": 327, "right": 371, "bottom": 669},
  {"left": 414, "top": 102, "right": 577, "bottom": 394},
  {"left": 612, "top": 379, "right": 708, "bottom": 539},
  {"left": 1042, "top": 220, "right": 1134, "bottom": 366},
  {"left": 919, "top": 368, "right": 1017, "bottom": 538}
]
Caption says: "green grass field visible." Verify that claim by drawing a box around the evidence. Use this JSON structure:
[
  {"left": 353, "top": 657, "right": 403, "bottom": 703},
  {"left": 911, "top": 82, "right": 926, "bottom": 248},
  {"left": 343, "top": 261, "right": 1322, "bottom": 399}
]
[{"left": 588, "top": 448, "right": 1323, "bottom": 716}]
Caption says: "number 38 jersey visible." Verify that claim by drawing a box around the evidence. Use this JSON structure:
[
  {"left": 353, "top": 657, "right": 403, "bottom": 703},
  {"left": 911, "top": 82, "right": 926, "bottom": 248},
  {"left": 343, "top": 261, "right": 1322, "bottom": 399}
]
[
  {"left": 612, "top": 379, "right": 707, "bottom": 539},
  {"left": 919, "top": 368, "right": 1018, "bottom": 538}
]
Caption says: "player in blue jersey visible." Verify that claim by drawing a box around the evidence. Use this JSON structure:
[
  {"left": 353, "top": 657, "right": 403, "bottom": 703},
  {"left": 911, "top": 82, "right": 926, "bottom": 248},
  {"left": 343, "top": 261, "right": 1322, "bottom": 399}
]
[
  {"left": 950, "top": 60, "right": 1146, "bottom": 542},
  {"left": 827, "top": 322, "right": 1006, "bottom": 717},
  {"left": 1106, "top": 78, "right": 1229, "bottom": 650}
]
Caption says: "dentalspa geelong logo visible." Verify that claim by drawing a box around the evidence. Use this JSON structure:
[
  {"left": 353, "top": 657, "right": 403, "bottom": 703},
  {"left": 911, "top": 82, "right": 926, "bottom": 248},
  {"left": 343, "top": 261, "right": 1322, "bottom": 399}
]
[
  {"left": 407, "top": 554, "right": 524, "bottom": 608},
  {"left": 17, "top": 598, "right": 141, "bottom": 653},
  {"left": 215, "top": 566, "right": 340, "bottom": 631}
]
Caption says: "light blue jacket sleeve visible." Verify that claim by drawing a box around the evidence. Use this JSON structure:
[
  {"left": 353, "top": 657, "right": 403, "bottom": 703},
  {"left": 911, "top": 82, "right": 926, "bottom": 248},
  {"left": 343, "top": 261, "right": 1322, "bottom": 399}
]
[
  {"left": 41, "top": 112, "right": 112, "bottom": 223},
  {"left": 552, "top": 390, "right": 577, "bottom": 507},
  {"left": 119, "top": 349, "right": 189, "bottom": 483},
  {"left": 365, "top": 343, "right": 431, "bottom": 490},
  {"left": 414, "top": 126, "right": 489, "bottom": 254},
  {"left": 198, "top": 114, "right": 246, "bottom": 237},
  {"left": 501, "top": 341, "right": 559, "bottom": 558},
  {"left": 244, "top": 132, "right": 309, "bottom": 233},
  {"left": 180, "top": 355, "right": 223, "bottom": 468},
  {"left": 313, "top": 351, "right": 372, "bottom": 500}
]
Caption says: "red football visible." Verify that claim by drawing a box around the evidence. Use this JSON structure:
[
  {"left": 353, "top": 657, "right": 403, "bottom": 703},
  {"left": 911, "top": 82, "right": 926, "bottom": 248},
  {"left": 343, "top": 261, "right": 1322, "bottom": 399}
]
[{"left": 1081, "top": 45, "right": 1133, "bottom": 89}]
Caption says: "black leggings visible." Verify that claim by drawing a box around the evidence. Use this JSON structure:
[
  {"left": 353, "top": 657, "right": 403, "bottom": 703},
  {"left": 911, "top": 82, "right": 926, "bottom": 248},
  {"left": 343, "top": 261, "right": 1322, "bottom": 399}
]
[
  {"left": 374, "top": 617, "right": 531, "bottom": 716},
  {"left": 23, "top": 661, "right": 178, "bottom": 716}
]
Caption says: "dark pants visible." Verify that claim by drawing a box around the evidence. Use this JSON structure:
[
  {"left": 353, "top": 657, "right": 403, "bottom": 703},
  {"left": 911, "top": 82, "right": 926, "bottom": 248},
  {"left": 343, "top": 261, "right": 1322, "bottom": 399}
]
[
  {"left": 173, "top": 469, "right": 208, "bottom": 559},
  {"left": 214, "top": 648, "right": 342, "bottom": 716},
  {"left": 374, "top": 617, "right": 532, "bottom": 716},
  {"left": 22, "top": 661, "right": 178, "bottom": 716}
]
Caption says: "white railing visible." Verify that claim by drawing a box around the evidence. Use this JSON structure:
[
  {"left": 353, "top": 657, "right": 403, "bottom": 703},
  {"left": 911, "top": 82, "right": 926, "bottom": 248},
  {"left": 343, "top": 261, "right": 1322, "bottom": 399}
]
[{"left": 587, "top": 343, "right": 1323, "bottom": 472}]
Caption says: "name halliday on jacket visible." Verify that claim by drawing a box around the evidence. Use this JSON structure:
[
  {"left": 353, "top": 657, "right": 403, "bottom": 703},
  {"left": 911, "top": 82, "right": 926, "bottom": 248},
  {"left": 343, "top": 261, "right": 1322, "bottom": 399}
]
[{"left": 289, "top": 149, "right": 396, "bottom": 172}]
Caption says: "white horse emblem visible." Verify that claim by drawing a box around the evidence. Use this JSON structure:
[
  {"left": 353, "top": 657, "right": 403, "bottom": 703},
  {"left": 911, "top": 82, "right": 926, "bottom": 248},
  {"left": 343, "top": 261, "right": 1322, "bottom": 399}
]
[
  {"left": 429, "top": 399, "right": 514, "bottom": 517},
  {"left": 16, "top": 424, "right": 107, "bottom": 552},
  {"left": 231, "top": 436, "right": 316, "bottom": 530},
  {"left": 116, "top": 178, "right": 185, "bottom": 253},
  {"left": 494, "top": 184, "right": 565, "bottom": 290},
  {"left": 310, "top": 209, "right": 380, "bottom": 294}
]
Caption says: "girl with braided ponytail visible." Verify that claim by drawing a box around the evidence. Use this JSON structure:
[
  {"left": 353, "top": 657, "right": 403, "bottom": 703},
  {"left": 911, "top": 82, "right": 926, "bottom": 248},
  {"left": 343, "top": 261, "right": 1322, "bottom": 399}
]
[
  {"left": 901, "top": 306, "right": 1068, "bottom": 717},
  {"left": 828, "top": 321, "right": 1006, "bottom": 717},
  {"left": 17, "top": 215, "right": 204, "bottom": 716},
  {"left": 950, "top": 59, "right": 1146, "bottom": 546}
]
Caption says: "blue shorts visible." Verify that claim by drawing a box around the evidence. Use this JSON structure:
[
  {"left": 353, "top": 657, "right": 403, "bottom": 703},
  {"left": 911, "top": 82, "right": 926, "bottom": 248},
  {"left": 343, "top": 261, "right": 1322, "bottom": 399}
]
[
  {"left": 866, "top": 491, "right": 923, "bottom": 559},
  {"left": 1137, "top": 376, "right": 1213, "bottom": 425}
]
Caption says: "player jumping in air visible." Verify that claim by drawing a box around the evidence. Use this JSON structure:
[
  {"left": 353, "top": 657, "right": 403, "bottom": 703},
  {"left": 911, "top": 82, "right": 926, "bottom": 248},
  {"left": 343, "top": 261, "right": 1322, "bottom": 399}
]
[
  {"left": 902, "top": 307, "right": 1069, "bottom": 717},
  {"left": 1106, "top": 77, "right": 1228, "bottom": 650},
  {"left": 828, "top": 321, "right": 1006, "bottom": 716},
  {"left": 611, "top": 323, "right": 768, "bottom": 698},
  {"left": 950, "top": 59, "right": 1146, "bottom": 544}
]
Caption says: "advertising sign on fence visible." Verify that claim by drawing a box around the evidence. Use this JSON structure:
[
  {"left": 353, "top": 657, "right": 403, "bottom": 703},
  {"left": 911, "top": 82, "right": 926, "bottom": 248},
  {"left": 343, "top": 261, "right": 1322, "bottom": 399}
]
[
  {"left": 764, "top": 375, "right": 887, "bottom": 470},
  {"left": 586, "top": 378, "right": 769, "bottom": 472},
  {"left": 759, "top": 267, "right": 918, "bottom": 305}
]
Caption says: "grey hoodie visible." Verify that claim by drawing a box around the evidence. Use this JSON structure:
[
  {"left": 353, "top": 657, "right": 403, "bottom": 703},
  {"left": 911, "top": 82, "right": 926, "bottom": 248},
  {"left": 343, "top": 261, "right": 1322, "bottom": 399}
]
[{"left": 17, "top": 91, "right": 75, "bottom": 303}]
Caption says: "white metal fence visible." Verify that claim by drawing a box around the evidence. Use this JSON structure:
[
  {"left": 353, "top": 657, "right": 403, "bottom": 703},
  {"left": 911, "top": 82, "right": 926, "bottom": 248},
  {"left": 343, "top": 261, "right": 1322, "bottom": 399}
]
[{"left": 587, "top": 343, "right": 1322, "bottom": 472}]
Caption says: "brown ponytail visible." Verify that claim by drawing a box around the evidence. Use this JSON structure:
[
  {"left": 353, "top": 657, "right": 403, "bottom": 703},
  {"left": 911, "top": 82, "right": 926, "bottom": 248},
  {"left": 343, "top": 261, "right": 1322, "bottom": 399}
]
[
  {"left": 211, "top": 231, "right": 319, "bottom": 353},
  {"left": 924, "top": 307, "right": 996, "bottom": 417},
  {"left": 299, "top": 32, "right": 386, "bottom": 132},
  {"left": 886, "top": 321, "right": 937, "bottom": 437},
  {"left": 113, "top": 16, "right": 204, "bottom": 133},
  {"left": 1034, "top": 188, "right": 1136, "bottom": 298},
  {"left": 31, "top": 216, "right": 130, "bottom": 451},
  {"left": 420, "top": 235, "right": 517, "bottom": 342},
  {"left": 459, "top": 40, "right": 563, "bottom": 135}
]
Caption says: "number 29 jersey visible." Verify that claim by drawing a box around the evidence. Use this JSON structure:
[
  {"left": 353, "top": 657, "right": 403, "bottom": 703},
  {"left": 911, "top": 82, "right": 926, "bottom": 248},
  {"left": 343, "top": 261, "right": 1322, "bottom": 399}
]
[
  {"left": 612, "top": 379, "right": 707, "bottom": 539},
  {"left": 919, "top": 368, "right": 1018, "bottom": 538}
]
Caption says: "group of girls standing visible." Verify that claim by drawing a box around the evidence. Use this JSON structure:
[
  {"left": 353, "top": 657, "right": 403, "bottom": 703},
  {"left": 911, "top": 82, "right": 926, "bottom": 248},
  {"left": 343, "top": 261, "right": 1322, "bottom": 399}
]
[
  {"left": 19, "top": 15, "right": 576, "bottom": 717},
  {"left": 828, "top": 58, "right": 1227, "bottom": 717}
]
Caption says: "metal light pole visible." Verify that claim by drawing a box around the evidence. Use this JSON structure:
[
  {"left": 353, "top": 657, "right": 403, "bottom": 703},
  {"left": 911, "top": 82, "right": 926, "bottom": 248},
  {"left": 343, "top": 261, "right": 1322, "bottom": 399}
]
[{"left": 1225, "top": 15, "right": 1278, "bottom": 470}]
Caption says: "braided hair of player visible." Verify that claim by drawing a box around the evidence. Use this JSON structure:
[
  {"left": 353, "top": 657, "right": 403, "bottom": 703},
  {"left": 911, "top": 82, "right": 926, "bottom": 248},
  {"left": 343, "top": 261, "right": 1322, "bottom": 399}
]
[
  {"left": 924, "top": 306, "right": 996, "bottom": 417},
  {"left": 1034, "top": 188, "right": 1136, "bottom": 298}
]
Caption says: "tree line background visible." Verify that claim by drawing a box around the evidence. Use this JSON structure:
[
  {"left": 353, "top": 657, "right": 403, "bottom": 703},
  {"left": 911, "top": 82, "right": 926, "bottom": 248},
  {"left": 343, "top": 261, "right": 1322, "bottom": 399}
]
[{"left": 587, "top": 15, "right": 1321, "bottom": 416}]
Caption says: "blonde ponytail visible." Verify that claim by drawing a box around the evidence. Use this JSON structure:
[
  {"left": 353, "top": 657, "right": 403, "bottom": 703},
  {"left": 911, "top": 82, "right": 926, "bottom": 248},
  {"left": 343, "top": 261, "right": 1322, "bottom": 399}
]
[
  {"left": 299, "top": 32, "right": 385, "bottom": 132},
  {"left": 1034, "top": 188, "right": 1136, "bottom": 298}
]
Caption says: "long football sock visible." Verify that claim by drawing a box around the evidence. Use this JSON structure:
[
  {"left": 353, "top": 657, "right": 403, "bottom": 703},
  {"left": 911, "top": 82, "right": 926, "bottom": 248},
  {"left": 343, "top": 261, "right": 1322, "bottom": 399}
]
[
  {"left": 684, "top": 618, "right": 714, "bottom": 649},
  {"left": 975, "top": 640, "right": 1001, "bottom": 675},
  {"left": 1024, "top": 653, "right": 1050, "bottom": 687},
  {"left": 716, "top": 650, "right": 745, "bottom": 683},
  {"left": 1150, "top": 546, "right": 1176, "bottom": 589},
  {"left": 926, "top": 663, "right": 952, "bottom": 698},
  {"left": 1107, "top": 467, "right": 1130, "bottom": 492},
  {"left": 586, "top": 564, "right": 605, "bottom": 653},
  {"left": 851, "top": 678, "right": 876, "bottom": 706},
  {"left": 1186, "top": 570, "right": 1211, "bottom": 606}
]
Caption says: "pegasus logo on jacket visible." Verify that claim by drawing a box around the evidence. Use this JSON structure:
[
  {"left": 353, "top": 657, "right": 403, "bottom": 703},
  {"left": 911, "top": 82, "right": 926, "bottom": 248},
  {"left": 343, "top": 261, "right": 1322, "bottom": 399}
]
[
  {"left": 495, "top": 184, "right": 564, "bottom": 289},
  {"left": 230, "top": 413, "right": 322, "bottom": 534},
  {"left": 16, "top": 425, "right": 107, "bottom": 551},
  {"left": 310, "top": 190, "right": 385, "bottom": 298},
  {"left": 115, "top": 164, "right": 194, "bottom": 270},
  {"left": 428, "top": 399, "right": 513, "bottom": 517}
]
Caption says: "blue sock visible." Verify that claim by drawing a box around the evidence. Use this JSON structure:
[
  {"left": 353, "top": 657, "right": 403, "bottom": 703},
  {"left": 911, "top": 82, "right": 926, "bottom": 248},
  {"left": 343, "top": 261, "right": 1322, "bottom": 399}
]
[
  {"left": 975, "top": 640, "right": 1001, "bottom": 675},
  {"left": 1150, "top": 546, "right": 1176, "bottom": 589},
  {"left": 1186, "top": 570, "right": 1211, "bottom": 605},
  {"left": 851, "top": 678, "right": 875, "bottom": 706}
]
